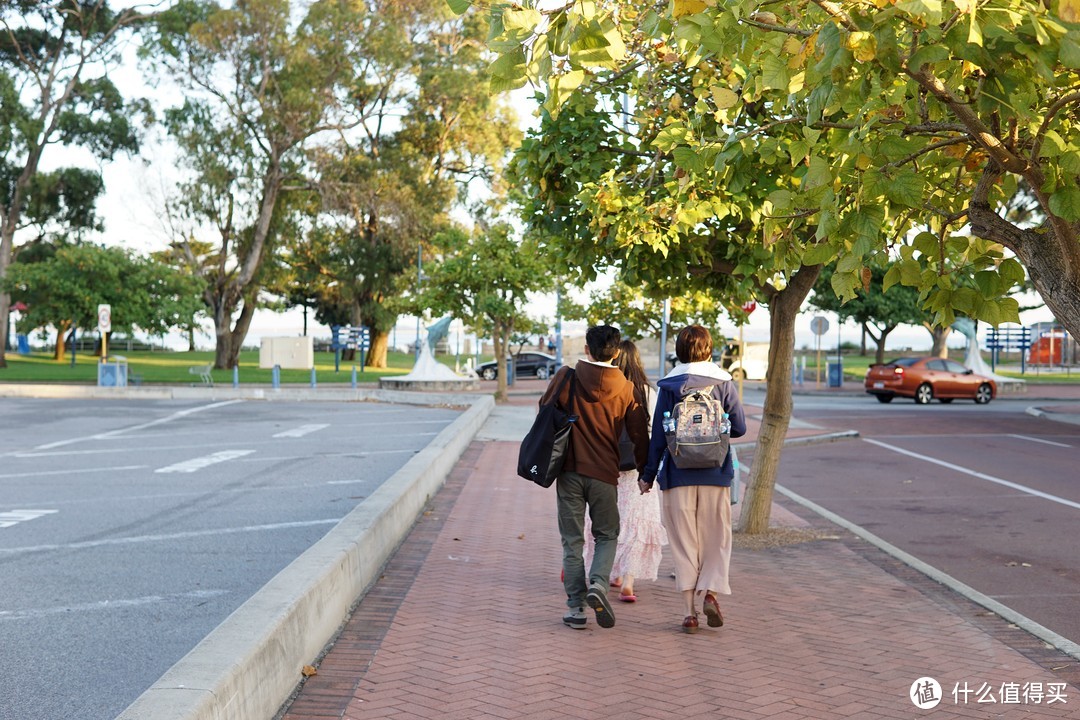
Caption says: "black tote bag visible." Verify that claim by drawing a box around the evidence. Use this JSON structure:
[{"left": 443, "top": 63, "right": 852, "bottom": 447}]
[{"left": 517, "top": 370, "right": 577, "bottom": 488}]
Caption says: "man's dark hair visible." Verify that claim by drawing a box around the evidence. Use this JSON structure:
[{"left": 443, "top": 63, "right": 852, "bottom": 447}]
[
  {"left": 675, "top": 325, "right": 713, "bottom": 363},
  {"left": 586, "top": 325, "right": 622, "bottom": 362}
]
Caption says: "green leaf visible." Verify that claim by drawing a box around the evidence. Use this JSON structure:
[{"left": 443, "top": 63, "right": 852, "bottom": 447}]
[
  {"left": 1039, "top": 130, "right": 1067, "bottom": 157},
  {"left": 907, "top": 44, "right": 949, "bottom": 71},
  {"left": 445, "top": 0, "right": 471, "bottom": 14},
  {"left": 896, "top": 0, "right": 942, "bottom": 25},
  {"left": 883, "top": 264, "right": 902, "bottom": 292},
  {"left": 803, "top": 242, "right": 837, "bottom": 266},
  {"left": 1049, "top": 186, "right": 1080, "bottom": 221},
  {"left": 884, "top": 170, "right": 926, "bottom": 207},
  {"left": 1060, "top": 32, "right": 1080, "bottom": 68}
]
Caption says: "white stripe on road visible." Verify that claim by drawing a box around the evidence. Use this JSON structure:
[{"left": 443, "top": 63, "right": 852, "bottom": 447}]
[
  {"left": 1007, "top": 433, "right": 1073, "bottom": 448},
  {"left": 0, "top": 509, "right": 58, "bottom": 529},
  {"left": 0, "top": 518, "right": 342, "bottom": 556},
  {"left": 0, "top": 465, "right": 146, "bottom": 479},
  {"left": 36, "top": 400, "right": 246, "bottom": 450},
  {"left": 273, "top": 424, "right": 329, "bottom": 438},
  {"left": 0, "top": 589, "right": 228, "bottom": 621},
  {"left": 863, "top": 438, "right": 1080, "bottom": 511},
  {"left": 155, "top": 450, "right": 254, "bottom": 473}
]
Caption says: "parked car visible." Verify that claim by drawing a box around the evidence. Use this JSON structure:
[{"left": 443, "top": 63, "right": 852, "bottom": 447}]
[
  {"left": 864, "top": 356, "right": 996, "bottom": 404},
  {"left": 665, "top": 341, "right": 769, "bottom": 380},
  {"left": 477, "top": 352, "right": 559, "bottom": 381}
]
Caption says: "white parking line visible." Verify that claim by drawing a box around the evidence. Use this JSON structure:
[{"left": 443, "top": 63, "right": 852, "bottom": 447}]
[
  {"left": 0, "top": 509, "right": 58, "bottom": 529},
  {"left": 863, "top": 438, "right": 1080, "bottom": 510},
  {"left": 0, "top": 518, "right": 342, "bottom": 556},
  {"left": 1007, "top": 433, "right": 1073, "bottom": 448},
  {"left": 273, "top": 424, "right": 329, "bottom": 438},
  {"left": 0, "top": 465, "right": 146, "bottom": 479},
  {"left": 35, "top": 400, "right": 246, "bottom": 450},
  {"left": 155, "top": 450, "right": 254, "bottom": 474},
  {"left": 0, "top": 589, "right": 228, "bottom": 620}
]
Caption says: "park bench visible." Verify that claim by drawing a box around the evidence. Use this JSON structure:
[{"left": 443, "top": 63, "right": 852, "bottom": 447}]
[{"left": 189, "top": 364, "right": 213, "bottom": 387}]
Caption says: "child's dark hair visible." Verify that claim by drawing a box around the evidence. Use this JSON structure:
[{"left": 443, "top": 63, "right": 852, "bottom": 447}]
[{"left": 586, "top": 325, "right": 622, "bottom": 362}]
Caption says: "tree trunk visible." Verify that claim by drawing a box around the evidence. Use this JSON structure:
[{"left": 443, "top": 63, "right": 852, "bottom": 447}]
[
  {"left": 493, "top": 323, "right": 508, "bottom": 402},
  {"left": 737, "top": 264, "right": 822, "bottom": 534},
  {"left": 53, "top": 322, "right": 72, "bottom": 362},
  {"left": 874, "top": 325, "right": 896, "bottom": 364},
  {"left": 925, "top": 324, "right": 950, "bottom": 357},
  {"left": 367, "top": 331, "right": 389, "bottom": 368},
  {"left": 860, "top": 324, "right": 867, "bottom": 355}
]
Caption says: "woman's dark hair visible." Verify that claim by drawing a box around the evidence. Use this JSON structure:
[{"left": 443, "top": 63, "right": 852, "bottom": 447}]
[
  {"left": 615, "top": 339, "right": 650, "bottom": 402},
  {"left": 675, "top": 325, "right": 713, "bottom": 364}
]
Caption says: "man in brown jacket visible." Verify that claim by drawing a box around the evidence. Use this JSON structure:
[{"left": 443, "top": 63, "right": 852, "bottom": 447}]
[{"left": 540, "top": 325, "right": 650, "bottom": 629}]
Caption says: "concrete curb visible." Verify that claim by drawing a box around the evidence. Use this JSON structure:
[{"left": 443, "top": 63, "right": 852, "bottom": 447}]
[
  {"left": 1026, "top": 406, "right": 1080, "bottom": 426},
  {"left": 113, "top": 394, "right": 495, "bottom": 720}
]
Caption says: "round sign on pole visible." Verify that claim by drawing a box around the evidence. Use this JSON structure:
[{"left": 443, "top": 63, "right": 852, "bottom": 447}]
[
  {"left": 741, "top": 300, "right": 757, "bottom": 315},
  {"left": 810, "top": 315, "right": 829, "bottom": 336},
  {"left": 98, "top": 304, "right": 112, "bottom": 334}
]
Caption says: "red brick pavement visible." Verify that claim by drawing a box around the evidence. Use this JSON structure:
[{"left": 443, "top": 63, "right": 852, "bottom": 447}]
[{"left": 280, "top": 393, "right": 1080, "bottom": 720}]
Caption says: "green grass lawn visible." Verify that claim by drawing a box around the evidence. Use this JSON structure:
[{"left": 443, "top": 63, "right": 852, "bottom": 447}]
[{"left": 0, "top": 349, "right": 479, "bottom": 385}]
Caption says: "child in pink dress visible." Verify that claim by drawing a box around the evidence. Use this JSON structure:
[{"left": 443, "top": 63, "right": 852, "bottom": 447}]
[{"left": 583, "top": 340, "right": 668, "bottom": 602}]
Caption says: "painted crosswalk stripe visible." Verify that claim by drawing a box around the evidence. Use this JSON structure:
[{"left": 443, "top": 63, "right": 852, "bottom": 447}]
[
  {"left": 0, "top": 509, "right": 59, "bottom": 529},
  {"left": 273, "top": 424, "right": 329, "bottom": 438},
  {"left": 155, "top": 450, "right": 254, "bottom": 474}
]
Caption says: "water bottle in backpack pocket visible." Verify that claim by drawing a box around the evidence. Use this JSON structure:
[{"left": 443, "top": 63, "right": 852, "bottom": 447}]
[{"left": 663, "top": 386, "right": 729, "bottom": 469}]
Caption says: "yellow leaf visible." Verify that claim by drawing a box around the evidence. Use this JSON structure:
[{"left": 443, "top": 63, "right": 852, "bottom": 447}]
[
  {"left": 674, "top": 0, "right": 709, "bottom": 17},
  {"left": 302, "top": 665, "right": 317, "bottom": 677},
  {"left": 711, "top": 86, "right": 739, "bottom": 109}
]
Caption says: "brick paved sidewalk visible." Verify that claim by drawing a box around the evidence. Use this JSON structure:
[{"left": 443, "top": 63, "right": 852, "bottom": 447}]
[{"left": 281, "top": 410, "right": 1080, "bottom": 719}]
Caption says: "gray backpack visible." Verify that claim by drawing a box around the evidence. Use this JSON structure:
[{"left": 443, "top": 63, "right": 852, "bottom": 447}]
[{"left": 664, "top": 386, "right": 729, "bottom": 469}]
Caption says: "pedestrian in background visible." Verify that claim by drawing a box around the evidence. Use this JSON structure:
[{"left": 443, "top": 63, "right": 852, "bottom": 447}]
[
  {"left": 583, "top": 339, "right": 668, "bottom": 602},
  {"left": 540, "top": 325, "right": 650, "bottom": 630},
  {"left": 639, "top": 325, "right": 746, "bottom": 633}
]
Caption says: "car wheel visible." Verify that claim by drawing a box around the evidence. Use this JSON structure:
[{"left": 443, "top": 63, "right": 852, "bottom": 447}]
[
  {"left": 536, "top": 366, "right": 549, "bottom": 380},
  {"left": 939, "top": 398, "right": 953, "bottom": 404},
  {"left": 974, "top": 383, "right": 993, "bottom": 404},
  {"left": 481, "top": 367, "right": 497, "bottom": 381},
  {"left": 914, "top": 383, "right": 933, "bottom": 404},
  {"left": 730, "top": 368, "right": 745, "bottom": 381},
  {"left": 875, "top": 394, "right": 893, "bottom": 404}
]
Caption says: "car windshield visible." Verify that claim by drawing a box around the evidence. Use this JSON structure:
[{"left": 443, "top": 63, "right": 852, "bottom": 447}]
[{"left": 885, "top": 358, "right": 920, "bottom": 367}]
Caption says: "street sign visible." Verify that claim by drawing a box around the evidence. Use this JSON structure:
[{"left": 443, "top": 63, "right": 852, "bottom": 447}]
[
  {"left": 810, "top": 315, "right": 829, "bottom": 336},
  {"left": 98, "top": 304, "right": 111, "bottom": 334},
  {"left": 742, "top": 300, "right": 757, "bottom": 314}
]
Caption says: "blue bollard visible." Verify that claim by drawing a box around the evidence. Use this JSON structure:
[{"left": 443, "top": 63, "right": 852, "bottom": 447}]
[
  {"left": 310, "top": 367, "right": 317, "bottom": 388},
  {"left": 233, "top": 365, "right": 239, "bottom": 388},
  {"left": 272, "top": 365, "right": 280, "bottom": 389},
  {"left": 351, "top": 365, "right": 357, "bottom": 389}
]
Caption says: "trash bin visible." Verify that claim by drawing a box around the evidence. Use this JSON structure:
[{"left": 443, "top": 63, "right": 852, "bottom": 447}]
[
  {"left": 505, "top": 355, "right": 515, "bottom": 386},
  {"left": 827, "top": 360, "right": 843, "bottom": 388},
  {"left": 16, "top": 334, "right": 29, "bottom": 354},
  {"left": 97, "top": 355, "right": 129, "bottom": 387}
]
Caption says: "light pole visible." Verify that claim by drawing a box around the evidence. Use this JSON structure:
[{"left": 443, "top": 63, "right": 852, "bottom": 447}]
[
  {"left": 658, "top": 298, "right": 670, "bottom": 378},
  {"left": 555, "top": 286, "right": 563, "bottom": 368},
  {"left": 415, "top": 243, "right": 422, "bottom": 360}
]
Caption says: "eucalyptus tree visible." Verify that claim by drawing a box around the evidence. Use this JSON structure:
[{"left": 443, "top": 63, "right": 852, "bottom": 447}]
[
  {"left": 306, "top": 2, "right": 520, "bottom": 368},
  {"left": 0, "top": 0, "right": 149, "bottom": 367},
  {"left": 143, "top": 0, "right": 363, "bottom": 368}
]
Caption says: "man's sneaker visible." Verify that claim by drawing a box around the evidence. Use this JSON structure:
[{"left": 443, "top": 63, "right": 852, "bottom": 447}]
[
  {"left": 563, "top": 606, "right": 587, "bottom": 629},
  {"left": 586, "top": 584, "right": 616, "bottom": 628}
]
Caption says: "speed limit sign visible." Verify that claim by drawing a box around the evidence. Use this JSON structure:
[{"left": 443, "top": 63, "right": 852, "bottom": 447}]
[{"left": 98, "top": 304, "right": 112, "bottom": 333}]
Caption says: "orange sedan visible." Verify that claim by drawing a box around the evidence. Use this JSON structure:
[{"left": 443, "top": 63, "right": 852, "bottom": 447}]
[{"left": 864, "top": 356, "right": 997, "bottom": 405}]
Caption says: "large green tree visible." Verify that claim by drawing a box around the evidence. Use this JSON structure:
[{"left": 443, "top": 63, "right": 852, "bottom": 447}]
[
  {"left": 3, "top": 243, "right": 204, "bottom": 360},
  {"left": 420, "top": 221, "right": 551, "bottom": 400},
  {"left": 455, "top": 0, "right": 1080, "bottom": 532},
  {"left": 303, "top": 2, "right": 520, "bottom": 368},
  {"left": 810, "top": 264, "right": 925, "bottom": 363},
  {"left": 0, "top": 1, "right": 146, "bottom": 366},
  {"left": 143, "top": 0, "right": 361, "bottom": 368}
]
